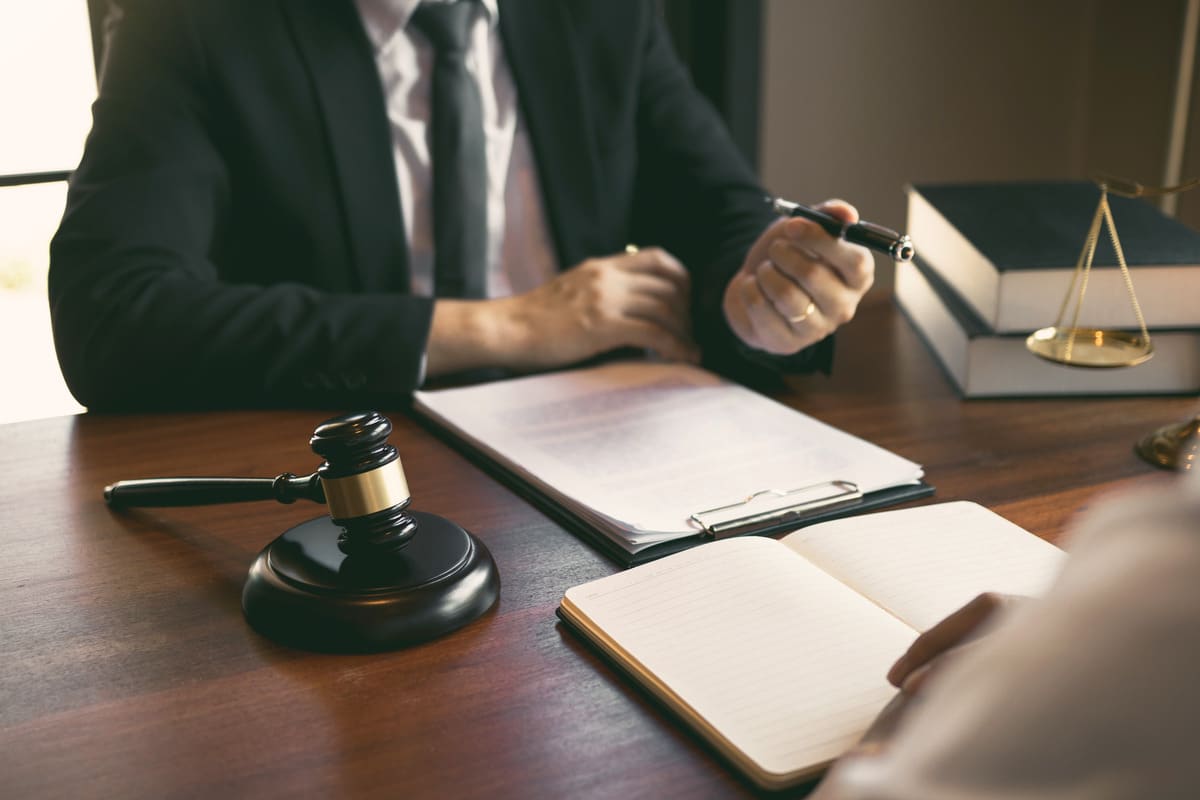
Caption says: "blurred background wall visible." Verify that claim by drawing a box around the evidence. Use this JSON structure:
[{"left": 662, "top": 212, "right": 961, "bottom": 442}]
[{"left": 666, "top": 0, "right": 1199, "bottom": 287}]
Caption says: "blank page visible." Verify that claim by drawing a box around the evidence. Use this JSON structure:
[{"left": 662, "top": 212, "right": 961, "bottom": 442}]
[
  {"left": 783, "top": 501, "right": 1066, "bottom": 632},
  {"left": 561, "top": 537, "right": 915, "bottom": 786}
]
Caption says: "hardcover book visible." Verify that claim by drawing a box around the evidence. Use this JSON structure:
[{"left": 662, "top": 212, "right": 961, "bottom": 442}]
[
  {"left": 895, "top": 257, "right": 1200, "bottom": 397},
  {"left": 906, "top": 181, "right": 1200, "bottom": 333}
]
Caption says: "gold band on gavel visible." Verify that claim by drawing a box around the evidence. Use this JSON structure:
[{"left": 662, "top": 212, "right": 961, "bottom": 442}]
[{"left": 320, "top": 459, "right": 411, "bottom": 521}]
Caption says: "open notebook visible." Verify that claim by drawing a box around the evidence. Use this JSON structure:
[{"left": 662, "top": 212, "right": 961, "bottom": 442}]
[
  {"left": 413, "top": 362, "right": 929, "bottom": 564},
  {"left": 558, "top": 501, "right": 1066, "bottom": 790}
]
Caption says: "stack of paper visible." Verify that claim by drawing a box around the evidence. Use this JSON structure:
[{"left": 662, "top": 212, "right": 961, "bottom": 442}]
[{"left": 413, "top": 362, "right": 925, "bottom": 558}]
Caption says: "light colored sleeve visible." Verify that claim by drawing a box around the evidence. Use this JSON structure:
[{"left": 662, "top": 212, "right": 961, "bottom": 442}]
[{"left": 818, "top": 471, "right": 1200, "bottom": 800}]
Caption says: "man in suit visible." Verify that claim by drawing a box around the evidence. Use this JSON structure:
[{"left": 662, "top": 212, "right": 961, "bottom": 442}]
[{"left": 50, "top": 0, "right": 874, "bottom": 410}]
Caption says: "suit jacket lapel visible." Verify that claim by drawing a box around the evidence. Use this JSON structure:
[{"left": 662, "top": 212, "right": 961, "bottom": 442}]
[
  {"left": 281, "top": 0, "right": 409, "bottom": 291},
  {"left": 499, "top": 0, "right": 600, "bottom": 267}
]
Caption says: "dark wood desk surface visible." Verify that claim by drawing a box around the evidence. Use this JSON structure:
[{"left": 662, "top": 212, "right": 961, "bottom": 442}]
[{"left": 2, "top": 295, "right": 1195, "bottom": 799}]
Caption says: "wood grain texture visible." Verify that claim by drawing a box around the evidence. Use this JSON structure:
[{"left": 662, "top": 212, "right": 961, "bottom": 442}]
[{"left": 1, "top": 295, "right": 1193, "bottom": 799}]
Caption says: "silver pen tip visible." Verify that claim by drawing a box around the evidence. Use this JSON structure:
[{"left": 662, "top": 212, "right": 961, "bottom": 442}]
[{"left": 771, "top": 197, "right": 797, "bottom": 216}]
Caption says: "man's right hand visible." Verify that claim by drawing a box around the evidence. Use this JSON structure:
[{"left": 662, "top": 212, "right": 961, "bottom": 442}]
[{"left": 425, "top": 247, "right": 699, "bottom": 378}]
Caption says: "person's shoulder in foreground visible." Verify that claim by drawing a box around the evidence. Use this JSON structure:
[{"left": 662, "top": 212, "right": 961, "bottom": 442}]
[{"left": 814, "top": 468, "right": 1200, "bottom": 799}]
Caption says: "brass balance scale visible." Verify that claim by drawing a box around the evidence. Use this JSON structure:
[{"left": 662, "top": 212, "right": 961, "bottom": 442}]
[{"left": 1023, "top": 174, "right": 1198, "bottom": 471}]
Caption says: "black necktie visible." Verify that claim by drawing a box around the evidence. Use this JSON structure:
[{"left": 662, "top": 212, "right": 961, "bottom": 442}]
[{"left": 410, "top": 1, "right": 488, "bottom": 299}]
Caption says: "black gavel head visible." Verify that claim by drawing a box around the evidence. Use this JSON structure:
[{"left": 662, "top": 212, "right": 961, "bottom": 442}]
[{"left": 309, "top": 411, "right": 418, "bottom": 557}]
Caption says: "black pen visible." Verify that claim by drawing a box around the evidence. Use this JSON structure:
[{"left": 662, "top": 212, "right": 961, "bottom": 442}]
[{"left": 770, "top": 197, "right": 915, "bottom": 262}]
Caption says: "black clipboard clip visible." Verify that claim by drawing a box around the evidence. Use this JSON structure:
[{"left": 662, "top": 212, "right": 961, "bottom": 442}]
[{"left": 690, "top": 480, "right": 863, "bottom": 539}]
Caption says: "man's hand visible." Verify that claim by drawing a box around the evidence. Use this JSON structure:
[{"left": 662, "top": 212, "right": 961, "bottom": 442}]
[
  {"left": 887, "top": 592, "right": 1017, "bottom": 695},
  {"left": 723, "top": 200, "right": 874, "bottom": 355},
  {"left": 425, "top": 247, "right": 698, "bottom": 377}
]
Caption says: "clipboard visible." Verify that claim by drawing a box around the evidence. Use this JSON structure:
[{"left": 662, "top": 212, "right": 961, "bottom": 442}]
[
  {"left": 410, "top": 408, "right": 934, "bottom": 567},
  {"left": 691, "top": 480, "right": 864, "bottom": 538}
]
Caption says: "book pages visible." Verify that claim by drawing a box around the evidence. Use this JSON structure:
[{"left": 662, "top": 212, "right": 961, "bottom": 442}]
[
  {"left": 562, "top": 537, "right": 915, "bottom": 786},
  {"left": 782, "top": 501, "right": 1066, "bottom": 631}
]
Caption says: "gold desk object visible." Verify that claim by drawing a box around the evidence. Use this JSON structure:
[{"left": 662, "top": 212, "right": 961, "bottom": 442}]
[
  {"left": 1135, "top": 415, "right": 1200, "bottom": 471},
  {"left": 1026, "top": 184, "right": 1153, "bottom": 368},
  {"left": 1024, "top": 175, "right": 1199, "bottom": 469},
  {"left": 1026, "top": 327, "right": 1154, "bottom": 369}
]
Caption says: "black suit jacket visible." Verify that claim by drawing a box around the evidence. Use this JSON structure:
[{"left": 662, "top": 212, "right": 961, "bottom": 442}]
[{"left": 50, "top": 0, "right": 829, "bottom": 410}]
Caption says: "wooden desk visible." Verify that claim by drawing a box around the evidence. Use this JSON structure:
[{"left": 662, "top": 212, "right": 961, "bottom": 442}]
[{"left": 2, "top": 296, "right": 1194, "bottom": 798}]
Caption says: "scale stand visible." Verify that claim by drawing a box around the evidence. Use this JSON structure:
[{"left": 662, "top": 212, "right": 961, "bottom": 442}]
[{"left": 1025, "top": 183, "right": 1153, "bottom": 368}]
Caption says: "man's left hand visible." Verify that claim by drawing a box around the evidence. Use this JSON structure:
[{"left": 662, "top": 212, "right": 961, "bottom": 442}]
[{"left": 722, "top": 199, "right": 874, "bottom": 355}]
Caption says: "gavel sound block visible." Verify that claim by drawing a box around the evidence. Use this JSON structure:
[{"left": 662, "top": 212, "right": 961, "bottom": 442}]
[{"left": 104, "top": 411, "right": 500, "bottom": 652}]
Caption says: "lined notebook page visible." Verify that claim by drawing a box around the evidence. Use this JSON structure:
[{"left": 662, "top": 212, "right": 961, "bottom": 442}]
[
  {"left": 783, "top": 501, "right": 1066, "bottom": 632},
  {"left": 562, "top": 537, "right": 915, "bottom": 782}
]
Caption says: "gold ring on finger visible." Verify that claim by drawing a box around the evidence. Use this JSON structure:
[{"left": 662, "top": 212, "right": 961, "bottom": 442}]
[{"left": 788, "top": 301, "right": 817, "bottom": 324}]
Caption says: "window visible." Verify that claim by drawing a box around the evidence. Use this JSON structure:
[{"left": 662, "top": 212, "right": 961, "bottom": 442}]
[{"left": 0, "top": 1, "right": 95, "bottom": 422}]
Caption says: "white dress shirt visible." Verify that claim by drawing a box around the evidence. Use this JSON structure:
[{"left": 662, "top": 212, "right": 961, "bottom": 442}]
[
  {"left": 820, "top": 468, "right": 1200, "bottom": 799},
  {"left": 354, "top": 0, "right": 559, "bottom": 298}
]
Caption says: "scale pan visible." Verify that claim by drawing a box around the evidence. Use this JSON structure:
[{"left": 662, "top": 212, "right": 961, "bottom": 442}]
[{"left": 1025, "top": 326, "right": 1154, "bottom": 368}]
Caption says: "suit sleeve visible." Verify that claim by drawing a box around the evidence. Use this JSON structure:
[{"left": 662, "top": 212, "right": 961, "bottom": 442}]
[
  {"left": 627, "top": 9, "right": 833, "bottom": 384},
  {"left": 48, "top": 0, "right": 432, "bottom": 411}
]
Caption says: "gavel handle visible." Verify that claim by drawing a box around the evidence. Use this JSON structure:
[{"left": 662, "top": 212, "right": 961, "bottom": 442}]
[{"left": 104, "top": 473, "right": 324, "bottom": 508}]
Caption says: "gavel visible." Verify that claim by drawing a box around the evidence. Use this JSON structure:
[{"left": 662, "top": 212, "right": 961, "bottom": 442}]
[
  {"left": 106, "top": 411, "right": 418, "bottom": 557},
  {"left": 105, "top": 411, "right": 500, "bottom": 652}
]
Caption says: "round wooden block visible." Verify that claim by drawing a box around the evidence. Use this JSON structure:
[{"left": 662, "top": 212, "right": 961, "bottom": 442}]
[{"left": 242, "top": 511, "right": 499, "bottom": 652}]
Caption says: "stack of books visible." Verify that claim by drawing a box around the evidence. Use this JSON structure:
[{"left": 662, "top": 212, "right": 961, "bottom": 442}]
[{"left": 895, "top": 181, "right": 1200, "bottom": 397}]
